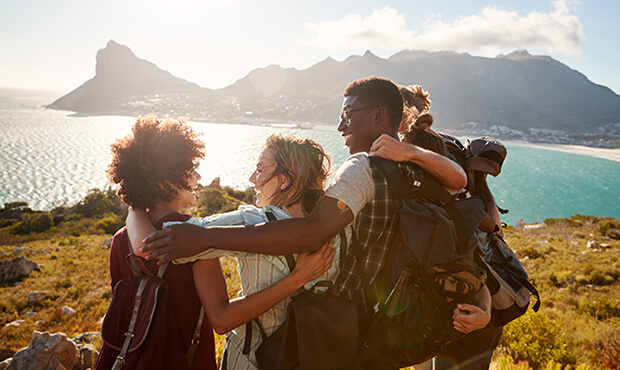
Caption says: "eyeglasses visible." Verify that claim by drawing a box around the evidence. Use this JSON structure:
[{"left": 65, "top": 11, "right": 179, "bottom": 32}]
[{"left": 340, "top": 106, "right": 379, "bottom": 124}]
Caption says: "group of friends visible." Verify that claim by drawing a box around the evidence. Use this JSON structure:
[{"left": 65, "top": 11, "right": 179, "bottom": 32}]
[{"left": 95, "top": 76, "right": 504, "bottom": 370}]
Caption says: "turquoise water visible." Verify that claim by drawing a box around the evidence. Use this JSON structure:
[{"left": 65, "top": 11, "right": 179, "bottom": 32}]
[{"left": 1, "top": 88, "right": 618, "bottom": 225}]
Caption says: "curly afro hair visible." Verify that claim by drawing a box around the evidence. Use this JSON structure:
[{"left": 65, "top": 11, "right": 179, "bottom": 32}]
[{"left": 108, "top": 115, "right": 205, "bottom": 209}]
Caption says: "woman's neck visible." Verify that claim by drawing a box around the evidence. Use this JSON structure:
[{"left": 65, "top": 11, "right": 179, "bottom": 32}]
[
  {"left": 285, "top": 202, "right": 306, "bottom": 218},
  {"left": 148, "top": 202, "right": 182, "bottom": 224}
]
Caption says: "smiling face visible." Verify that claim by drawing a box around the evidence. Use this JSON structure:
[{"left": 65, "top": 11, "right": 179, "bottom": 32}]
[
  {"left": 249, "top": 147, "right": 285, "bottom": 208},
  {"left": 174, "top": 169, "right": 201, "bottom": 209},
  {"left": 337, "top": 95, "right": 380, "bottom": 154}
]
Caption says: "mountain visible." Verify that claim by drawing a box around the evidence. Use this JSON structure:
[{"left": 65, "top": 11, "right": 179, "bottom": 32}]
[
  {"left": 47, "top": 40, "right": 205, "bottom": 115},
  {"left": 47, "top": 41, "right": 620, "bottom": 147}
]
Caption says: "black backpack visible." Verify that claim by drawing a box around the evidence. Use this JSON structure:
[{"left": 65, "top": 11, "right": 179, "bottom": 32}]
[
  {"left": 440, "top": 134, "right": 540, "bottom": 325},
  {"left": 366, "top": 157, "right": 488, "bottom": 368}
]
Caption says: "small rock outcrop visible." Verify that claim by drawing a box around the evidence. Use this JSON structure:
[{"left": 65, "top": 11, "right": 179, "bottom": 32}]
[
  {"left": 0, "top": 257, "right": 39, "bottom": 283},
  {"left": 6, "top": 331, "right": 77, "bottom": 370},
  {"left": 27, "top": 291, "right": 47, "bottom": 306}
]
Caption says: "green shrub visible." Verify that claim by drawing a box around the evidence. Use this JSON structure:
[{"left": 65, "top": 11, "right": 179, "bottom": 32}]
[
  {"left": 597, "top": 220, "right": 620, "bottom": 235},
  {"left": 518, "top": 246, "right": 543, "bottom": 259},
  {"left": 577, "top": 297, "right": 620, "bottom": 320},
  {"left": 500, "top": 311, "right": 573, "bottom": 368},
  {"left": 10, "top": 212, "right": 54, "bottom": 235},
  {"left": 575, "top": 275, "right": 589, "bottom": 285},
  {"left": 95, "top": 215, "right": 124, "bottom": 235},
  {"left": 196, "top": 188, "right": 242, "bottom": 216},
  {"left": 594, "top": 320, "right": 620, "bottom": 369}
]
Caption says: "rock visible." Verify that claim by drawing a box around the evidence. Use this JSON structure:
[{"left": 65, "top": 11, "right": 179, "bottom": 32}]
[
  {"left": 62, "top": 306, "right": 76, "bottom": 316},
  {"left": 0, "top": 358, "right": 11, "bottom": 370},
  {"left": 102, "top": 237, "right": 113, "bottom": 249},
  {"left": 3, "top": 320, "right": 24, "bottom": 328},
  {"left": 96, "top": 316, "right": 105, "bottom": 325},
  {"left": 6, "top": 331, "right": 77, "bottom": 370},
  {"left": 12, "top": 248, "right": 30, "bottom": 256},
  {"left": 0, "top": 349, "right": 15, "bottom": 362},
  {"left": 600, "top": 243, "right": 613, "bottom": 249},
  {"left": 27, "top": 291, "right": 47, "bottom": 306},
  {"left": 0, "top": 251, "right": 7, "bottom": 257},
  {"left": 587, "top": 240, "right": 600, "bottom": 249},
  {"left": 73, "top": 343, "right": 99, "bottom": 370},
  {"left": 523, "top": 223, "right": 546, "bottom": 231},
  {"left": 0, "top": 257, "right": 39, "bottom": 282},
  {"left": 208, "top": 177, "right": 221, "bottom": 189},
  {"left": 23, "top": 312, "right": 36, "bottom": 318},
  {"left": 71, "top": 332, "right": 99, "bottom": 345}
]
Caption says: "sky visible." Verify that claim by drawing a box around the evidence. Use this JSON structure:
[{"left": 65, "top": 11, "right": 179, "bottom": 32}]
[{"left": 1, "top": 0, "right": 619, "bottom": 95}]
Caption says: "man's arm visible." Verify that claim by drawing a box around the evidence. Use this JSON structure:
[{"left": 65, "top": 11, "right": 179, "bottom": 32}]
[
  {"left": 141, "top": 196, "right": 354, "bottom": 264},
  {"left": 370, "top": 134, "right": 467, "bottom": 189}
]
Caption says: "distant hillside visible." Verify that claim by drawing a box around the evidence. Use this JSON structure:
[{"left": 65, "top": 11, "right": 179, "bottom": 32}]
[{"left": 47, "top": 41, "right": 620, "bottom": 148}]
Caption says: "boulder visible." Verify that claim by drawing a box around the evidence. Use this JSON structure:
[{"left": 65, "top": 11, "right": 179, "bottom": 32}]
[
  {"left": 72, "top": 343, "right": 98, "bottom": 370},
  {"left": 0, "top": 349, "right": 15, "bottom": 362},
  {"left": 101, "top": 237, "right": 113, "bottom": 249},
  {"left": 7, "top": 331, "right": 77, "bottom": 370},
  {"left": 587, "top": 240, "right": 601, "bottom": 249},
  {"left": 71, "top": 332, "right": 99, "bottom": 345},
  {"left": 28, "top": 291, "right": 47, "bottom": 306},
  {"left": 0, "top": 358, "right": 10, "bottom": 370},
  {"left": 62, "top": 306, "right": 76, "bottom": 316},
  {"left": 523, "top": 223, "right": 546, "bottom": 231},
  {"left": 0, "top": 257, "right": 39, "bottom": 282},
  {"left": 3, "top": 320, "right": 24, "bottom": 328}
]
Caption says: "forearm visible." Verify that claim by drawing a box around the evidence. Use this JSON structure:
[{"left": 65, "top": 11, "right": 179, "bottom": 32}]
[
  {"left": 404, "top": 145, "right": 467, "bottom": 189},
  {"left": 478, "top": 284, "right": 491, "bottom": 313},
  {"left": 472, "top": 172, "right": 501, "bottom": 233},
  {"left": 194, "top": 260, "right": 307, "bottom": 334},
  {"left": 126, "top": 208, "right": 157, "bottom": 256},
  {"left": 203, "top": 218, "right": 330, "bottom": 255}
]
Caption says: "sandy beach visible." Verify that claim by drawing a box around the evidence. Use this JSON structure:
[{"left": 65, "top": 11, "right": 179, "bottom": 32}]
[{"left": 505, "top": 140, "right": 620, "bottom": 163}]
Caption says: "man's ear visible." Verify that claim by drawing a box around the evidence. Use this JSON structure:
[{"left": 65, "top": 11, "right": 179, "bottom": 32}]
[{"left": 374, "top": 106, "right": 387, "bottom": 124}]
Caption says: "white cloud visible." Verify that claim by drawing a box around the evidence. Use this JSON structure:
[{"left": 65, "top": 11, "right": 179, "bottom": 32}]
[
  {"left": 302, "top": 0, "right": 584, "bottom": 57},
  {"left": 302, "top": 7, "right": 413, "bottom": 50}
]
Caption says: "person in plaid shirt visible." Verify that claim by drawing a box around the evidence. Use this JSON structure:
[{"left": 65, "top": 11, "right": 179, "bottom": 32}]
[{"left": 137, "top": 77, "right": 471, "bottom": 369}]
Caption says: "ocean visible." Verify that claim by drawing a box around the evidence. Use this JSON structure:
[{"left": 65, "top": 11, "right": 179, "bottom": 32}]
[{"left": 1, "top": 88, "right": 619, "bottom": 226}]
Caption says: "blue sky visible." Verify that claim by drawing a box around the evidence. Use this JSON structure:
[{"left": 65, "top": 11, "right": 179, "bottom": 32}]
[{"left": 1, "top": 0, "right": 618, "bottom": 94}]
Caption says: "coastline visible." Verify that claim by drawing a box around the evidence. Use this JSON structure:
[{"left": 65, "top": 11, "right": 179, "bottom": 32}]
[{"left": 504, "top": 140, "right": 620, "bottom": 163}]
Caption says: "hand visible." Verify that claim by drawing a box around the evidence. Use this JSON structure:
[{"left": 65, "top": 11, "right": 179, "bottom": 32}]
[
  {"left": 452, "top": 303, "right": 491, "bottom": 334},
  {"left": 291, "top": 238, "right": 336, "bottom": 284},
  {"left": 140, "top": 223, "right": 210, "bottom": 264},
  {"left": 369, "top": 134, "right": 420, "bottom": 162}
]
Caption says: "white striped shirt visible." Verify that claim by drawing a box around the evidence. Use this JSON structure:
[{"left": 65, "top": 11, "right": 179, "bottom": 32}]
[{"left": 169, "top": 205, "right": 349, "bottom": 370}]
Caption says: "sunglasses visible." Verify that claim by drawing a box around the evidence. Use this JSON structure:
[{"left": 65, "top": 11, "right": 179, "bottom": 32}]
[{"left": 340, "top": 106, "right": 379, "bottom": 123}]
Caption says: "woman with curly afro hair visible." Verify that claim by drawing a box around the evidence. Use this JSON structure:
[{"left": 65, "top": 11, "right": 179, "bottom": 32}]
[{"left": 96, "top": 115, "right": 217, "bottom": 370}]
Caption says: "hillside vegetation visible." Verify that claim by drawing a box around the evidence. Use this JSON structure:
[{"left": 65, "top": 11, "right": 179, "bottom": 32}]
[{"left": 0, "top": 188, "right": 619, "bottom": 369}]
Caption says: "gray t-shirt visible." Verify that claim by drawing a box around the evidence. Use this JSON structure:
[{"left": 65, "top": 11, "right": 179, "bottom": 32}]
[{"left": 325, "top": 153, "right": 374, "bottom": 217}]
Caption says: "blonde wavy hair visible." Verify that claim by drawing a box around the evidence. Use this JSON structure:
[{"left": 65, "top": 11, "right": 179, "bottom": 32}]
[{"left": 263, "top": 134, "right": 331, "bottom": 214}]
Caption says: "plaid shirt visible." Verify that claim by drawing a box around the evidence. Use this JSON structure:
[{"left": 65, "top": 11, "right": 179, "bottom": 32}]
[{"left": 336, "top": 159, "right": 421, "bottom": 314}]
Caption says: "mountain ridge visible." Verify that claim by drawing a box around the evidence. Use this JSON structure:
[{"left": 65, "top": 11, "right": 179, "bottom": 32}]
[{"left": 47, "top": 40, "right": 620, "bottom": 148}]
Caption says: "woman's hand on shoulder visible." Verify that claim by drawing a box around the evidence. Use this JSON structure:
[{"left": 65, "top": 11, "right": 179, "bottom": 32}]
[{"left": 290, "top": 238, "right": 336, "bottom": 285}]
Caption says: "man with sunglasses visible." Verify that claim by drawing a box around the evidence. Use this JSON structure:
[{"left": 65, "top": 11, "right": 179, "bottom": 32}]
[{"left": 135, "top": 76, "right": 473, "bottom": 369}]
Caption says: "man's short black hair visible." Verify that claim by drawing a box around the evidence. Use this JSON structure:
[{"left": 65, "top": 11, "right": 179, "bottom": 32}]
[{"left": 344, "top": 76, "right": 404, "bottom": 130}]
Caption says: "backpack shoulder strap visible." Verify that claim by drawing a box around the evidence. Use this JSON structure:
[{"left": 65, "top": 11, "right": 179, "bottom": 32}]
[
  {"left": 370, "top": 156, "right": 453, "bottom": 205},
  {"left": 126, "top": 238, "right": 169, "bottom": 278}
]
